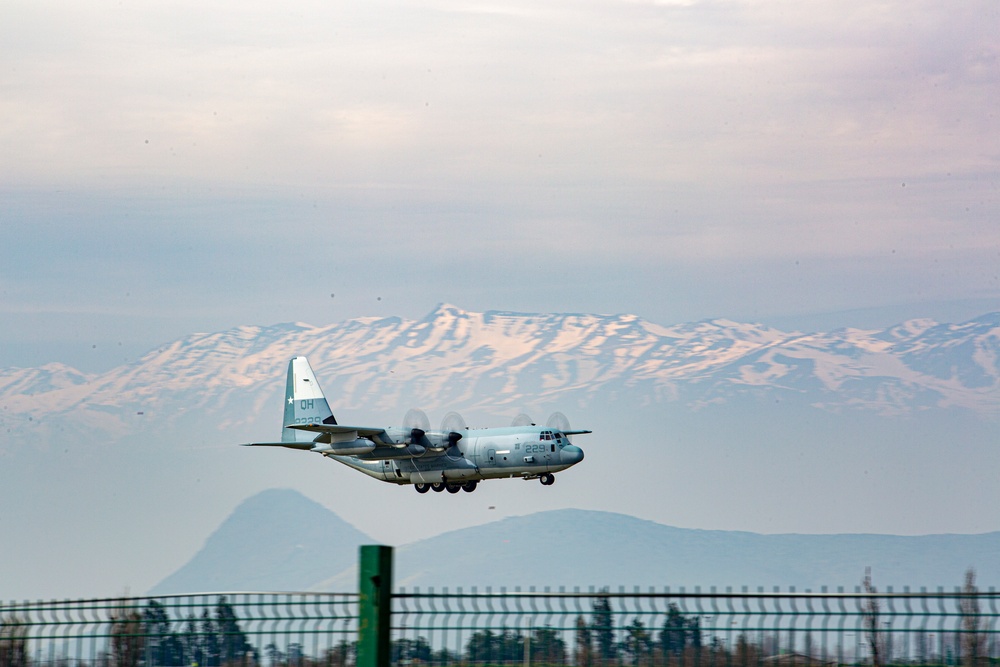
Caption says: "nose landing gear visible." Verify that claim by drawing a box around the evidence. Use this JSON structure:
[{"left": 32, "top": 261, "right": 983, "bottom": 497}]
[{"left": 539, "top": 473, "right": 555, "bottom": 486}]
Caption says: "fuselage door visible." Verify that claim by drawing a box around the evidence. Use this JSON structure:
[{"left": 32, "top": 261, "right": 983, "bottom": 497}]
[{"left": 488, "top": 449, "right": 496, "bottom": 465}]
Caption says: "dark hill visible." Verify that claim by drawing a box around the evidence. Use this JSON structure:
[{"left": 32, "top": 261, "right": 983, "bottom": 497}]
[
  {"left": 149, "top": 489, "right": 373, "bottom": 594},
  {"left": 152, "top": 492, "right": 1000, "bottom": 595},
  {"left": 387, "top": 509, "right": 1000, "bottom": 591}
]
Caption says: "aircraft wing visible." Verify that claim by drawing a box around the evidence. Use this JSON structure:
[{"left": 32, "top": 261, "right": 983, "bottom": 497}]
[
  {"left": 288, "top": 423, "right": 395, "bottom": 447},
  {"left": 562, "top": 429, "right": 592, "bottom": 435},
  {"left": 242, "top": 424, "right": 395, "bottom": 449}
]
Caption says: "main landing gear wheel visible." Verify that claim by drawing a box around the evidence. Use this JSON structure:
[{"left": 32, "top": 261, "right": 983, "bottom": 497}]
[
  {"left": 539, "top": 473, "right": 555, "bottom": 486},
  {"left": 446, "top": 484, "right": 462, "bottom": 494},
  {"left": 431, "top": 482, "right": 446, "bottom": 492},
  {"left": 414, "top": 483, "right": 430, "bottom": 494},
  {"left": 462, "top": 481, "right": 478, "bottom": 493}
]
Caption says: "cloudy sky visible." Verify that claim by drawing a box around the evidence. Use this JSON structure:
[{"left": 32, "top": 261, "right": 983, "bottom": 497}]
[
  {"left": 2, "top": 0, "right": 1000, "bottom": 600},
  {"left": 2, "top": 0, "right": 997, "bottom": 371}
]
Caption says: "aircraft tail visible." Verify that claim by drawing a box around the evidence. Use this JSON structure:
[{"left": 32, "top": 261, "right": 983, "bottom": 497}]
[{"left": 282, "top": 357, "right": 336, "bottom": 443}]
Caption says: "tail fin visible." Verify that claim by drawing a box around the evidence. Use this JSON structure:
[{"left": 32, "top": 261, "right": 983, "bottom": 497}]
[{"left": 282, "top": 357, "right": 336, "bottom": 443}]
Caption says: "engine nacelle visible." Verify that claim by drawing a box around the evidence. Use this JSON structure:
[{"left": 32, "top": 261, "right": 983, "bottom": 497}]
[{"left": 313, "top": 438, "right": 376, "bottom": 456}]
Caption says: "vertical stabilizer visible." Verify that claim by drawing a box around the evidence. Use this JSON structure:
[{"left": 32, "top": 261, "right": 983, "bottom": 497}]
[{"left": 282, "top": 357, "right": 336, "bottom": 443}]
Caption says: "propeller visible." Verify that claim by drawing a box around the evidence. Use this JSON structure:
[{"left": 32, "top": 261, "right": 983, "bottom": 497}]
[
  {"left": 403, "top": 408, "right": 430, "bottom": 445},
  {"left": 546, "top": 411, "right": 573, "bottom": 441},
  {"left": 440, "top": 411, "right": 467, "bottom": 458},
  {"left": 440, "top": 411, "right": 467, "bottom": 437},
  {"left": 511, "top": 413, "right": 535, "bottom": 427},
  {"left": 546, "top": 411, "right": 570, "bottom": 431}
]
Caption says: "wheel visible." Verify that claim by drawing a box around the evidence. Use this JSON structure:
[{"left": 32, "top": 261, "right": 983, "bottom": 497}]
[
  {"left": 540, "top": 473, "right": 555, "bottom": 486},
  {"left": 415, "top": 483, "right": 430, "bottom": 494},
  {"left": 431, "top": 482, "right": 446, "bottom": 492},
  {"left": 462, "top": 481, "right": 478, "bottom": 493},
  {"left": 446, "top": 484, "right": 461, "bottom": 494}
]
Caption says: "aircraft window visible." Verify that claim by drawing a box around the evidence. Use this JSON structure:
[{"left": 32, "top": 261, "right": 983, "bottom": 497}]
[{"left": 550, "top": 444, "right": 555, "bottom": 452}]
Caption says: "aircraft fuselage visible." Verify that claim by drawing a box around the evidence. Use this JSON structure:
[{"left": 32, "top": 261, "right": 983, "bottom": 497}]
[{"left": 333, "top": 426, "right": 585, "bottom": 485}]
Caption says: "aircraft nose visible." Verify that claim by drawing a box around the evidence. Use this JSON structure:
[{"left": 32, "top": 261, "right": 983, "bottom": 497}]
[{"left": 561, "top": 444, "right": 584, "bottom": 465}]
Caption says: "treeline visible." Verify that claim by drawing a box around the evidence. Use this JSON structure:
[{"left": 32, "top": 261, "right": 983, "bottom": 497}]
[
  {"left": 1, "top": 597, "right": 259, "bottom": 667},
  {"left": 0, "top": 596, "right": 723, "bottom": 667}
]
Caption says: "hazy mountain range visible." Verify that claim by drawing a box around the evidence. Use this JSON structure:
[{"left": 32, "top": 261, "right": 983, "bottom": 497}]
[
  {"left": 2, "top": 304, "right": 997, "bottom": 448},
  {"left": 151, "top": 489, "right": 1000, "bottom": 595},
  {"left": 3, "top": 305, "right": 998, "bottom": 602}
]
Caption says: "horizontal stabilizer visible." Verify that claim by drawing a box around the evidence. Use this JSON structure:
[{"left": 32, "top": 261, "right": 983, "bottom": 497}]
[{"left": 242, "top": 442, "right": 315, "bottom": 450}]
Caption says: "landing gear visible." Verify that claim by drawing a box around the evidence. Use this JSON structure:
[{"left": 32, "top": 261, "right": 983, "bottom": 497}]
[
  {"left": 539, "top": 473, "right": 555, "bottom": 486},
  {"left": 416, "top": 480, "right": 479, "bottom": 494}
]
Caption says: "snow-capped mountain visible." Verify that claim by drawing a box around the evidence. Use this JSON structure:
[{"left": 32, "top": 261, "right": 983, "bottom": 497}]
[
  {"left": 3, "top": 306, "right": 999, "bottom": 601},
  {"left": 1, "top": 305, "right": 997, "bottom": 446}
]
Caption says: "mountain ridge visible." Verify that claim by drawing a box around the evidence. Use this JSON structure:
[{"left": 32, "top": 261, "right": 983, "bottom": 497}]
[
  {"left": 152, "top": 490, "right": 1000, "bottom": 595},
  {"left": 1, "top": 305, "right": 997, "bottom": 450}
]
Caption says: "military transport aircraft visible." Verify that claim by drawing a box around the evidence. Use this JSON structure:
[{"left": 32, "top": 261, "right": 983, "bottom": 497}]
[{"left": 243, "top": 357, "right": 589, "bottom": 493}]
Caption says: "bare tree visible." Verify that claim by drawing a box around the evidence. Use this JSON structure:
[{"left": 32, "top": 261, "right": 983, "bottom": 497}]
[
  {"left": 1, "top": 615, "right": 29, "bottom": 667},
  {"left": 574, "top": 616, "right": 593, "bottom": 667},
  {"left": 109, "top": 601, "right": 145, "bottom": 667},
  {"left": 961, "top": 568, "right": 987, "bottom": 667},
  {"left": 863, "top": 568, "right": 882, "bottom": 667}
]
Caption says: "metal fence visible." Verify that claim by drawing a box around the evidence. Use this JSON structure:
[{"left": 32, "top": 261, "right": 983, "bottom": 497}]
[
  {"left": 3, "top": 587, "right": 999, "bottom": 667},
  {"left": 393, "top": 586, "right": 1000, "bottom": 667},
  {"left": 0, "top": 593, "right": 357, "bottom": 667},
  {"left": 4, "top": 543, "right": 1000, "bottom": 667}
]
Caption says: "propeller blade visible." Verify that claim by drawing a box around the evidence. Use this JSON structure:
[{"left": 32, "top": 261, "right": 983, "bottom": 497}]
[
  {"left": 403, "top": 408, "right": 430, "bottom": 433},
  {"left": 440, "top": 411, "right": 467, "bottom": 434},
  {"left": 403, "top": 408, "right": 431, "bottom": 446},
  {"left": 511, "top": 413, "right": 534, "bottom": 427},
  {"left": 440, "top": 411, "right": 467, "bottom": 457},
  {"left": 547, "top": 411, "right": 573, "bottom": 441},
  {"left": 546, "top": 411, "right": 570, "bottom": 431}
]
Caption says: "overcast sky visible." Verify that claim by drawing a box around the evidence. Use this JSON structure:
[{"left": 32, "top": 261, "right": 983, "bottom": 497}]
[
  {"left": 3, "top": 0, "right": 1000, "bottom": 602},
  {"left": 2, "top": 0, "right": 999, "bottom": 373}
]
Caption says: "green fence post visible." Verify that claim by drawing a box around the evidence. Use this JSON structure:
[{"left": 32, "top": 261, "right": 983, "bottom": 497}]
[{"left": 357, "top": 545, "right": 393, "bottom": 667}]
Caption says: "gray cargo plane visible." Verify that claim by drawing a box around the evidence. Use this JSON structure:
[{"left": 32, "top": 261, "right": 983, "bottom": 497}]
[{"left": 243, "top": 357, "right": 589, "bottom": 493}]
